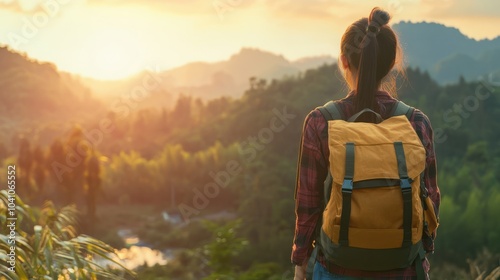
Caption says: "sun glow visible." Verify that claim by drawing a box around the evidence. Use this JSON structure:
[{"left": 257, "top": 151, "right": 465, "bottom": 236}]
[{"left": 78, "top": 27, "right": 147, "bottom": 80}]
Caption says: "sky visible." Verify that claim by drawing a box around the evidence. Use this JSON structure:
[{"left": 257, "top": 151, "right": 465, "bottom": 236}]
[{"left": 0, "top": 0, "right": 499, "bottom": 79}]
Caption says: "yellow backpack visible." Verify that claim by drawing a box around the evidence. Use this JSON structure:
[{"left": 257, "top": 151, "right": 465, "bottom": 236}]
[{"left": 309, "top": 101, "right": 438, "bottom": 279}]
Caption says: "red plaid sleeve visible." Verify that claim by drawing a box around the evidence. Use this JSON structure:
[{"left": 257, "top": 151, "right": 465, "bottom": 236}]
[
  {"left": 291, "top": 110, "right": 328, "bottom": 265},
  {"left": 410, "top": 110, "right": 441, "bottom": 253}
]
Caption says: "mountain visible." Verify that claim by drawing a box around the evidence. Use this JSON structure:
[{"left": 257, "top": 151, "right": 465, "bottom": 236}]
[
  {"left": 0, "top": 46, "right": 103, "bottom": 147},
  {"left": 150, "top": 48, "right": 336, "bottom": 92},
  {"left": 82, "top": 48, "right": 335, "bottom": 101},
  {"left": 3, "top": 20, "right": 500, "bottom": 138},
  {"left": 81, "top": 22, "right": 500, "bottom": 95},
  {"left": 393, "top": 21, "right": 500, "bottom": 84}
]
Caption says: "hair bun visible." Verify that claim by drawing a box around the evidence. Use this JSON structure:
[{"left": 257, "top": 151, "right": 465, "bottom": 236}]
[{"left": 369, "top": 7, "right": 391, "bottom": 27}]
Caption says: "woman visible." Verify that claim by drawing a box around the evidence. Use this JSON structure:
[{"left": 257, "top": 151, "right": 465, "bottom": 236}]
[{"left": 291, "top": 7, "right": 441, "bottom": 280}]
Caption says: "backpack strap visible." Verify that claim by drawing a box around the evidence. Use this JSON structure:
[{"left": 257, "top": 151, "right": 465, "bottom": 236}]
[
  {"left": 415, "top": 247, "right": 427, "bottom": 280},
  {"left": 394, "top": 141, "right": 413, "bottom": 247},
  {"left": 317, "top": 100, "right": 345, "bottom": 121},
  {"left": 390, "top": 100, "right": 415, "bottom": 120},
  {"left": 294, "top": 101, "right": 344, "bottom": 200},
  {"left": 316, "top": 100, "right": 344, "bottom": 205}
]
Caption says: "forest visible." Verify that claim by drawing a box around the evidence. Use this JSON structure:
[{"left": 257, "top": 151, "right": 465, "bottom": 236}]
[{"left": 1, "top": 61, "right": 500, "bottom": 279}]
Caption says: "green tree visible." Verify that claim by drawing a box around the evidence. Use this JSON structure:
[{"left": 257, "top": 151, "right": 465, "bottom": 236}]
[
  {"left": 203, "top": 220, "right": 248, "bottom": 280},
  {"left": 66, "top": 126, "right": 89, "bottom": 206},
  {"left": 49, "top": 138, "right": 69, "bottom": 204}
]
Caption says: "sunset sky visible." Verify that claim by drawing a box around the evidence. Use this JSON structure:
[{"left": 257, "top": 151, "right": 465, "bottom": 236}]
[{"left": 1, "top": 0, "right": 499, "bottom": 79}]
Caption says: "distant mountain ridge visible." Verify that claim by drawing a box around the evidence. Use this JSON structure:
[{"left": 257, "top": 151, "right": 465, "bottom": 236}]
[
  {"left": 162, "top": 48, "right": 335, "bottom": 88},
  {"left": 3, "top": 21, "right": 500, "bottom": 115},
  {"left": 155, "top": 22, "right": 500, "bottom": 88},
  {"left": 393, "top": 21, "right": 500, "bottom": 83},
  {"left": 82, "top": 48, "right": 336, "bottom": 101}
]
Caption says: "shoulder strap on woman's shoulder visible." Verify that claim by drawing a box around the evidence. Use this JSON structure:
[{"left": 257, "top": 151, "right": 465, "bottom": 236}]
[
  {"left": 317, "top": 100, "right": 345, "bottom": 121},
  {"left": 390, "top": 100, "right": 415, "bottom": 120}
]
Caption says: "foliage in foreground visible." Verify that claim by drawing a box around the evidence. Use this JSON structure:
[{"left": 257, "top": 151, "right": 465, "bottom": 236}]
[{"left": 0, "top": 190, "right": 134, "bottom": 280}]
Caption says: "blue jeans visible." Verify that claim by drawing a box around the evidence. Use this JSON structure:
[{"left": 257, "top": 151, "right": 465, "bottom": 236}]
[
  {"left": 312, "top": 262, "right": 367, "bottom": 280},
  {"left": 312, "top": 262, "right": 424, "bottom": 280}
]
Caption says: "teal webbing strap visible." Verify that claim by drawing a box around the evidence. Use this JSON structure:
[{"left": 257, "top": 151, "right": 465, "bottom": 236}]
[
  {"left": 406, "top": 106, "right": 415, "bottom": 119},
  {"left": 353, "top": 179, "right": 400, "bottom": 189},
  {"left": 297, "top": 100, "right": 343, "bottom": 199},
  {"left": 316, "top": 100, "right": 342, "bottom": 204},
  {"left": 415, "top": 247, "right": 426, "bottom": 280},
  {"left": 344, "top": 142, "right": 355, "bottom": 181},
  {"left": 318, "top": 100, "right": 343, "bottom": 205},
  {"left": 394, "top": 142, "right": 412, "bottom": 247},
  {"left": 315, "top": 100, "right": 344, "bottom": 263},
  {"left": 348, "top": 108, "right": 384, "bottom": 123},
  {"left": 318, "top": 100, "right": 344, "bottom": 121},
  {"left": 394, "top": 142, "right": 409, "bottom": 179},
  {"left": 333, "top": 102, "right": 345, "bottom": 120},
  {"left": 339, "top": 142, "right": 355, "bottom": 246},
  {"left": 391, "top": 101, "right": 415, "bottom": 120}
]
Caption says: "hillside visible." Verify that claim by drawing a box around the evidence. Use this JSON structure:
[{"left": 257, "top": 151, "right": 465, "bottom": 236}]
[
  {"left": 0, "top": 46, "right": 103, "bottom": 147},
  {"left": 393, "top": 21, "right": 500, "bottom": 83}
]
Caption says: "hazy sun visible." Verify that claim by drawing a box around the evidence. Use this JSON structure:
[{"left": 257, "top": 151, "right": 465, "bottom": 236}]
[{"left": 81, "top": 27, "right": 146, "bottom": 80}]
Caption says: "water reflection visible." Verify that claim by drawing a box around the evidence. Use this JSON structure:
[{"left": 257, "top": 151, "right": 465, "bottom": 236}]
[{"left": 99, "top": 246, "right": 169, "bottom": 270}]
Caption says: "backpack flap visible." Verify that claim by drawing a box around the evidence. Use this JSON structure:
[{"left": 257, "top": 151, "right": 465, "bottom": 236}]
[{"left": 328, "top": 116, "right": 426, "bottom": 184}]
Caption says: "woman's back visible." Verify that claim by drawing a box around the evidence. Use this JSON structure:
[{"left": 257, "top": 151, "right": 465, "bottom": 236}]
[{"left": 292, "top": 7, "right": 440, "bottom": 280}]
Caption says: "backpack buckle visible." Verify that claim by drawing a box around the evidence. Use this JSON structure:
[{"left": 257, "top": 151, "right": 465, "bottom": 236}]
[
  {"left": 341, "top": 179, "right": 353, "bottom": 193},
  {"left": 400, "top": 178, "right": 412, "bottom": 193}
]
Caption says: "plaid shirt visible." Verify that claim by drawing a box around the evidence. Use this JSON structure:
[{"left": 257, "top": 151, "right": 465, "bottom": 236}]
[{"left": 291, "top": 91, "right": 441, "bottom": 279}]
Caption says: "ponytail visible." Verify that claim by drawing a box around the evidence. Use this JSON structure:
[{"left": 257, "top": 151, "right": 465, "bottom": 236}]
[{"left": 342, "top": 7, "right": 393, "bottom": 122}]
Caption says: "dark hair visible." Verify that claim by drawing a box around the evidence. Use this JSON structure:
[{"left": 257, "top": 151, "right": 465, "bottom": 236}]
[{"left": 340, "top": 7, "right": 400, "bottom": 120}]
